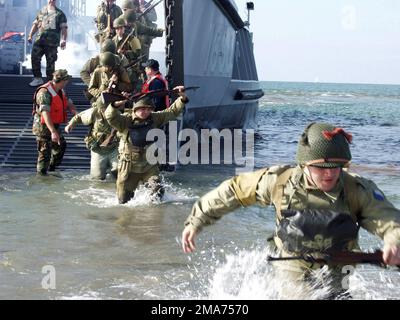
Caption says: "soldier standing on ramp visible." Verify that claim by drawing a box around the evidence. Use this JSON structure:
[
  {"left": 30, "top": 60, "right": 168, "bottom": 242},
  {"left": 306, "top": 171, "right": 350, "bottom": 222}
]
[{"left": 28, "top": 0, "right": 68, "bottom": 87}]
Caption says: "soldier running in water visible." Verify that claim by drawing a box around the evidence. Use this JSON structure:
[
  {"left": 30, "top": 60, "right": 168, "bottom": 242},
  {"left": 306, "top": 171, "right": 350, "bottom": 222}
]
[{"left": 182, "top": 122, "right": 400, "bottom": 298}]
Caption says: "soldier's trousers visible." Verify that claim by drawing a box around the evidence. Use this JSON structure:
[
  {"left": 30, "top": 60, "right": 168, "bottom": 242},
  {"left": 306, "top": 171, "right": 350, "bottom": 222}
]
[
  {"left": 31, "top": 42, "right": 58, "bottom": 79},
  {"left": 90, "top": 148, "right": 118, "bottom": 180},
  {"left": 116, "top": 161, "right": 164, "bottom": 204},
  {"left": 36, "top": 126, "right": 66, "bottom": 175},
  {"left": 275, "top": 262, "right": 351, "bottom": 300}
]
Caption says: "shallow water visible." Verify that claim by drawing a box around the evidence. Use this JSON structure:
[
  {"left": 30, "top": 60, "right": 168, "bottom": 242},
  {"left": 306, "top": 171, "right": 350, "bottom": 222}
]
[{"left": 1, "top": 81, "right": 400, "bottom": 299}]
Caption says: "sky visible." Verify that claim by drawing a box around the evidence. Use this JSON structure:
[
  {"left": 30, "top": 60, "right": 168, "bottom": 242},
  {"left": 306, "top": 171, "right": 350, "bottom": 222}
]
[{"left": 87, "top": 0, "right": 400, "bottom": 85}]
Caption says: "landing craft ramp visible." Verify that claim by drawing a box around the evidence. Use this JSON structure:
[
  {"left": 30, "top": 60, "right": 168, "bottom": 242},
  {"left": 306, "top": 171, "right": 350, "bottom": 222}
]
[{"left": 0, "top": 75, "right": 91, "bottom": 170}]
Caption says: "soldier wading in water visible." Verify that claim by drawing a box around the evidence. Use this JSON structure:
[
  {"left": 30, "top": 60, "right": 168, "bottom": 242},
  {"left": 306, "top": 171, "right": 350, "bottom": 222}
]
[
  {"left": 105, "top": 86, "right": 188, "bottom": 204},
  {"left": 182, "top": 122, "right": 400, "bottom": 298}
]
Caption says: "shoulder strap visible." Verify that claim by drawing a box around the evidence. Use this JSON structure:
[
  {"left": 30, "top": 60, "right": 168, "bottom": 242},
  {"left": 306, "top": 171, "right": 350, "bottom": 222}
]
[
  {"left": 342, "top": 171, "right": 362, "bottom": 218},
  {"left": 271, "top": 167, "right": 295, "bottom": 219}
]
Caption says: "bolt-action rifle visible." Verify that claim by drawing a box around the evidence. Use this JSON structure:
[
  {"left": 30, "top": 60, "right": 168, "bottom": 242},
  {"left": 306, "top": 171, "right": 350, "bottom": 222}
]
[{"left": 267, "top": 249, "right": 400, "bottom": 269}]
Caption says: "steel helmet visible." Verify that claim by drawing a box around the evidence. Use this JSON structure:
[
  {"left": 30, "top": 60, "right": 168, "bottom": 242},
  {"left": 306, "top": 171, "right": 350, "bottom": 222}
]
[{"left": 296, "top": 122, "right": 352, "bottom": 168}]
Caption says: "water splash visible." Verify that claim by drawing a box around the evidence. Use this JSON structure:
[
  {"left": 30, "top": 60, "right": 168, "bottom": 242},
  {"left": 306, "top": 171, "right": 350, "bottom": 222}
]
[
  {"left": 205, "top": 248, "right": 333, "bottom": 300},
  {"left": 65, "top": 176, "right": 196, "bottom": 208}
]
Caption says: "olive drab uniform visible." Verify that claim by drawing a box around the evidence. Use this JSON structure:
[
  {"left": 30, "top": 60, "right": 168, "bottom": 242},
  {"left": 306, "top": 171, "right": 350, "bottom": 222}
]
[
  {"left": 123, "top": 9, "right": 163, "bottom": 64},
  {"left": 80, "top": 54, "right": 130, "bottom": 99},
  {"left": 31, "top": 6, "right": 67, "bottom": 79},
  {"left": 95, "top": 1, "right": 123, "bottom": 43},
  {"left": 113, "top": 34, "right": 142, "bottom": 90},
  {"left": 184, "top": 165, "right": 400, "bottom": 296},
  {"left": 105, "top": 96, "right": 188, "bottom": 204},
  {"left": 139, "top": 7, "right": 159, "bottom": 62},
  {"left": 32, "top": 84, "right": 69, "bottom": 174},
  {"left": 67, "top": 101, "right": 118, "bottom": 180},
  {"left": 88, "top": 65, "right": 132, "bottom": 101}
]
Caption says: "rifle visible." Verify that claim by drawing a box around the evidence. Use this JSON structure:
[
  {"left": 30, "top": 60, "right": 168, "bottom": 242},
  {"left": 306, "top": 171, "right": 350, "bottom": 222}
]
[
  {"left": 118, "top": 0, "right": 163, "bottom": 51},
  {"left": 267, "top": 250, "right": 400, "bottom": 269},
  {"left": 99, "top": 129, "right": 118, "bottom": 148},
  {"left": 137, "top": 0, "right": 162, "bottom": 21},
  {"left": 106, "top": 1, "right": 114, "bottom": 39},
  {"left": 101, "top": 86, "right": 200, "bottom": 105}
]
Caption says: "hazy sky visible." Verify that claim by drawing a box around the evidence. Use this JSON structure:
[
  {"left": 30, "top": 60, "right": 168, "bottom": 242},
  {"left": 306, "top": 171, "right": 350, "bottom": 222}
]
[{"left": 87, "top": 1, "right": 400, "bottom": 84}]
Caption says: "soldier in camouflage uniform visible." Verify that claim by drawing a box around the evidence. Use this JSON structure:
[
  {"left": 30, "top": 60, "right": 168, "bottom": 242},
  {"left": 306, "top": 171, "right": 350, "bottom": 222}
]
[
  {"left": 182, "top": 122, "right": 400, "bottom": 298},
  {"left": 112, "top": 17, "right": 142, "bottom": 91},
  {"left": 28, "top": 0, "right": 68, "bottom": 87},
  {"left": 65, "top": 97, "right": 118, "bottom": 180},
  {"left": 32, "top": 70, "right": 77, "bottom": 175},
  {"left": 88, "top": 52, "right": 132, "bottom": 101},
  {"left": 105, "top": 86, "right": 188, "bottom": 204},
  {"left": 95, "top": 0, "right": 123, "bottom": 43}
]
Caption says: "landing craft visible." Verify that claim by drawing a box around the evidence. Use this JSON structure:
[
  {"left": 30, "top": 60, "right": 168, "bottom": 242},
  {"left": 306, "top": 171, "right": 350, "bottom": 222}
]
[{"left": 0, "top": 0, "right": 263, "bottom": 169}]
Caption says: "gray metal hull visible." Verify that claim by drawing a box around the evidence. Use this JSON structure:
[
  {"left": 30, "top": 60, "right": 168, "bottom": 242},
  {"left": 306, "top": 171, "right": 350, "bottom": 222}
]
[{"left": 166, "top": 0, "right": 263, "bottom": 130}]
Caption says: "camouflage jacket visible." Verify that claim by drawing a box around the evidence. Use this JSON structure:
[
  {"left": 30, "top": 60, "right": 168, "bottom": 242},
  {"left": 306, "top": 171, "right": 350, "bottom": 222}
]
[
  {"left": 185, "top": 165, "right": 400, "bottom": 253},
  {"left": 105, "top": 97, "right": 187, "bottom": 173},
  {"left": 88, "top": 66, "right": 132, "bottom": 99},
  {"left": 34, "top": 6, "right": 67, "bottom": 46}
]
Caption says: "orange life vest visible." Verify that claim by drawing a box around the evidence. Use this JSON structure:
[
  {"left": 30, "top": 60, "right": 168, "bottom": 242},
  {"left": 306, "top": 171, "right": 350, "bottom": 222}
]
[
  {"left": 141, "top": 73, "right": 170, "bottom": 108},
  {"left": 38, "top": 82, "right": 68, "bottom": 125}
]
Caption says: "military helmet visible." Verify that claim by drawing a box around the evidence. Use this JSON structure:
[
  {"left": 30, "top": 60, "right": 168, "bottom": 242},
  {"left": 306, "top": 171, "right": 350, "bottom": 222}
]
[
  {"left": 100, "top": 52, "right": 117, "bottom": 68},
  {"left": 296, "top": 122, "right": 352, "bottom": 168},
  {"left": 123, "top": 9, "right": 137, "bottom": 24},
  {"left": 121, "top": 0, "right": 135, "bottom": 10},
  {"left": 133, "top": 97, "right": 155, "bottom": 112},
  {"left": 53, "top": 69, "right": 72, "bottom": 83},
  {"left": 113, "top": 17, "right": 127, "bottom": 29},
  {"left": 100, "top": 39, "right": 117, "bottom": 54}
]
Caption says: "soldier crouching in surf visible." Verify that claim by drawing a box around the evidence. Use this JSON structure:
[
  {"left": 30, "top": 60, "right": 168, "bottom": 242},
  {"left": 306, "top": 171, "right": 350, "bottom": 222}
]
[
  {"left": 105, "top": 86, "right": 188, "bottom": 204},
  {"left": 182, "top": 122, "right": 400, "bottom": 299}
]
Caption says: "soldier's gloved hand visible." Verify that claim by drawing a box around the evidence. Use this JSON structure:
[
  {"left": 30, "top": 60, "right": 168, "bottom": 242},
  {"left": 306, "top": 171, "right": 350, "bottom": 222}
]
[
  {"left": 28, "top": 35, "right": 33, "bottom": 44},
  {"left": 60, "top": 40, "right": 66, "bottom": 50},
  {"left": 181, "top": 225, "right": 198, "bottom": 253},
  {"left": 157, "top": 28, "right": 164, "bottom": 36},
  {"left": 383, "top": 245, "right": 400, "bottom": 266},
  {"left": 51, "top": 131, "right": 61, "bottom": 145}
]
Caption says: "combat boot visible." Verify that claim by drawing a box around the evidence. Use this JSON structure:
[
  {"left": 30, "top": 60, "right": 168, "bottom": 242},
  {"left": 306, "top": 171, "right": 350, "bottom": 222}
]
[{"left": 29, "top": 77, "right": 44, "bottom": 87}]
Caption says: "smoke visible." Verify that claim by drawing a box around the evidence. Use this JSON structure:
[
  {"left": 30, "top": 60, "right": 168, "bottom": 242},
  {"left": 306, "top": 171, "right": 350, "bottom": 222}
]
[{"left": 23, "top": 41, "right": 99, "bottom": 77}]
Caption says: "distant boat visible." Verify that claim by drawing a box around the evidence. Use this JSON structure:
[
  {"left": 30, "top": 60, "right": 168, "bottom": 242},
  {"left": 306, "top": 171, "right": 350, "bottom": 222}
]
[{"left": 165, "top": 0, "right": 264, "bottom": 131}]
